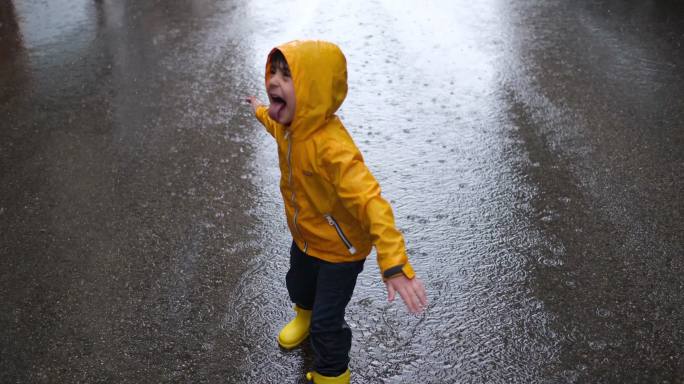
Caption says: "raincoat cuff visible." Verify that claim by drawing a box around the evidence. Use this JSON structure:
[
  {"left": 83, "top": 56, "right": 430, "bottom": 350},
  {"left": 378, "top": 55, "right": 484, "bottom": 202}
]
[
  {"left": 255, "top": 105, "right": 268, "bottom": 119},
  {"left": 382, "top": 262, "right": 415, "bottom": 280}
]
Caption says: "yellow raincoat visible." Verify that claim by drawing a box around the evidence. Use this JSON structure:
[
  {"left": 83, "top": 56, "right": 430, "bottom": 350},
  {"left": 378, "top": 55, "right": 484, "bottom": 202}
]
[{"left": 255, "top": 40, "right": 415, "bottom": 280}]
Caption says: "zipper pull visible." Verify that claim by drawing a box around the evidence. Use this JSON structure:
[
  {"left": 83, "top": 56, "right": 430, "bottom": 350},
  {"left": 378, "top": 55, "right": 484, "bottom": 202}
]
[{"left": 325, "top": 214, "right": 335, "bottom": 226}]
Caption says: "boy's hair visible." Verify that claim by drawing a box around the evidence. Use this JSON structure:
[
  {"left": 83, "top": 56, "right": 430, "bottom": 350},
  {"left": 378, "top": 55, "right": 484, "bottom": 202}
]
[{"left": 270, "top": 49, "right": 290, "bottom": 75}]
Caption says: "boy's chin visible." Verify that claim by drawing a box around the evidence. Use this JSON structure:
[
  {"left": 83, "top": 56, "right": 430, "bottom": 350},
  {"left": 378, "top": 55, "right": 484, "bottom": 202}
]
[
  {"left": 272, "top": 115, "right": 292, "bottom": 125},
  {"left": 268, "top": 105, "right": 289, "bottom": 124},
  {"left": 269, "top": 109, "right": 292, "bottom": 125}
]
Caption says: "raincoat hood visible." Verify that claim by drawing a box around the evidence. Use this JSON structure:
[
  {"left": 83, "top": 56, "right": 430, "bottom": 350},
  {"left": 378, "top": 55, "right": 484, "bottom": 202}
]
[{"left": 265, "top": 40, "right": 348, "bottom": 141}]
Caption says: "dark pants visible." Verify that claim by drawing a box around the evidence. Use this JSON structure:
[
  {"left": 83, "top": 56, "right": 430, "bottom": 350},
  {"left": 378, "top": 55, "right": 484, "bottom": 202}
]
[{"left": 286, "top": 241, "right": 365, "bottom": 376}]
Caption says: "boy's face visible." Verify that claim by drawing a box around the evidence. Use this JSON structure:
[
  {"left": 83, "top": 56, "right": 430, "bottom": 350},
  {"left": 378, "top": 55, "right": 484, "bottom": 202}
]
[{"left": 267, "top": 61, "right": 296, "bottom": 125}]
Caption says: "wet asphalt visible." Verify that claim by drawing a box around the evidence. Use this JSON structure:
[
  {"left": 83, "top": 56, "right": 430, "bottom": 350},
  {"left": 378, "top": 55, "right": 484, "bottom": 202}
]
[{"left": 1, "top": 0, "right": 682, "bottom": 383}]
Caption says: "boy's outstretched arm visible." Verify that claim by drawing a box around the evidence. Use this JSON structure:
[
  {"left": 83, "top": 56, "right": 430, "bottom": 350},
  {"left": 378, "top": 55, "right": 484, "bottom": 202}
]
[
  {"left": 386, "top": 274, "right": 427, "bottom": 314},
  {"left": 245, "top": 96, "right": 263, "bottom": 114},
  {"left": 320, "top": 140, "right": 428, "bottom": 314},
  {"left": 245, "top": 96, "right": 279, "bottom": 137}
]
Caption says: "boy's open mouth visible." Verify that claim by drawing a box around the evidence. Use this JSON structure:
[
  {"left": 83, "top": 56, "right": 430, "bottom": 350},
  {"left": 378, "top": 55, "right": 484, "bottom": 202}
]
[{"left": 268, "top": 94, "right": 287, "bottom": 121}]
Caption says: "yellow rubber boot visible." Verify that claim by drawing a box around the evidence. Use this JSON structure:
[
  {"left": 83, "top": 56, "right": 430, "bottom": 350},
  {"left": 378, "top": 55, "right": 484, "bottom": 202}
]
[
  {"left": 306, "top": 369, "right": 351, "bottom": 383},
  {"left": 277, "top": 305, "right": 312, "bottom": 349}
]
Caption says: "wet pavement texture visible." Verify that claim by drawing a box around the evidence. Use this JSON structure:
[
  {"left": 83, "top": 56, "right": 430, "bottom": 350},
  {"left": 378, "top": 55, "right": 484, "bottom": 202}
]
[{"left": 1, "top": 0, "right": 682, "bottom": 383}]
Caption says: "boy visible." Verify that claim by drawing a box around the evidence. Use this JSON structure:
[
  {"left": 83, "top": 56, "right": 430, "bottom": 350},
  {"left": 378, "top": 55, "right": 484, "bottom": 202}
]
[{"left": 245, "top": 40, "right": 427, "bottom": 384}]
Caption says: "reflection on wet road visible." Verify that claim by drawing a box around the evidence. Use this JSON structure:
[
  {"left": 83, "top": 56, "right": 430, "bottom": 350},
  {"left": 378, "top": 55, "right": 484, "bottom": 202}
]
[{"left": 1, "top": 0, "right": 682, "bottom": 383}]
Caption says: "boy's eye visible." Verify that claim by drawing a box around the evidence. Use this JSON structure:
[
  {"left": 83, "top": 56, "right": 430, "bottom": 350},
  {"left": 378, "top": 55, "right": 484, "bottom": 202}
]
[{"left": 269, "top": 64, "right": 291, "bottom": 79}]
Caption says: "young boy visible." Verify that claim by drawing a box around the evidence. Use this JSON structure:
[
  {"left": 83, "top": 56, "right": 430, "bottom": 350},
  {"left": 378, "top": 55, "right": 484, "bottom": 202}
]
[{"left": 245, "top": 40, "right": 427, "bottom": 384}]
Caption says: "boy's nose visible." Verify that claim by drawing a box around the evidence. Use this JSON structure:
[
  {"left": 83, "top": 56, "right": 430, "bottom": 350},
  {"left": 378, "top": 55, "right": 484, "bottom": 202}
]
[{"left": 268, "top": 75, "right": 279, "bottom": 88}]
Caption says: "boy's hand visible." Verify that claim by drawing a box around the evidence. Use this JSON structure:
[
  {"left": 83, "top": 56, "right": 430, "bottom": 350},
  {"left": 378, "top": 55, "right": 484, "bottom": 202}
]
[
  {"left": 385, "top": 275, "right": 427, "bottom": 314},
  {"left": 244, "top": 96, "right": 263, "bottom": 113}
]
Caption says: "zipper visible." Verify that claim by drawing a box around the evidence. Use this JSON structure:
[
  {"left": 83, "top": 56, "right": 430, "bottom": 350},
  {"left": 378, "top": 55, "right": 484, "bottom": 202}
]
[
  {"left": 324, "top": 214, "right": 357, "bottom": 254},
  {"left": 286, "top": 132, "right": 307, "bottom": 253}
]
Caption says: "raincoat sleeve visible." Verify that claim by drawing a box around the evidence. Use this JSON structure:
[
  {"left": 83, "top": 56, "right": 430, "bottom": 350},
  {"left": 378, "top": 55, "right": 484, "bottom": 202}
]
[
  {"left": 321, "top": 141, "right": 416, "bottom": 280},
  {"left": 255, "top": 105, "right": 279, "bottom": 138}
]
